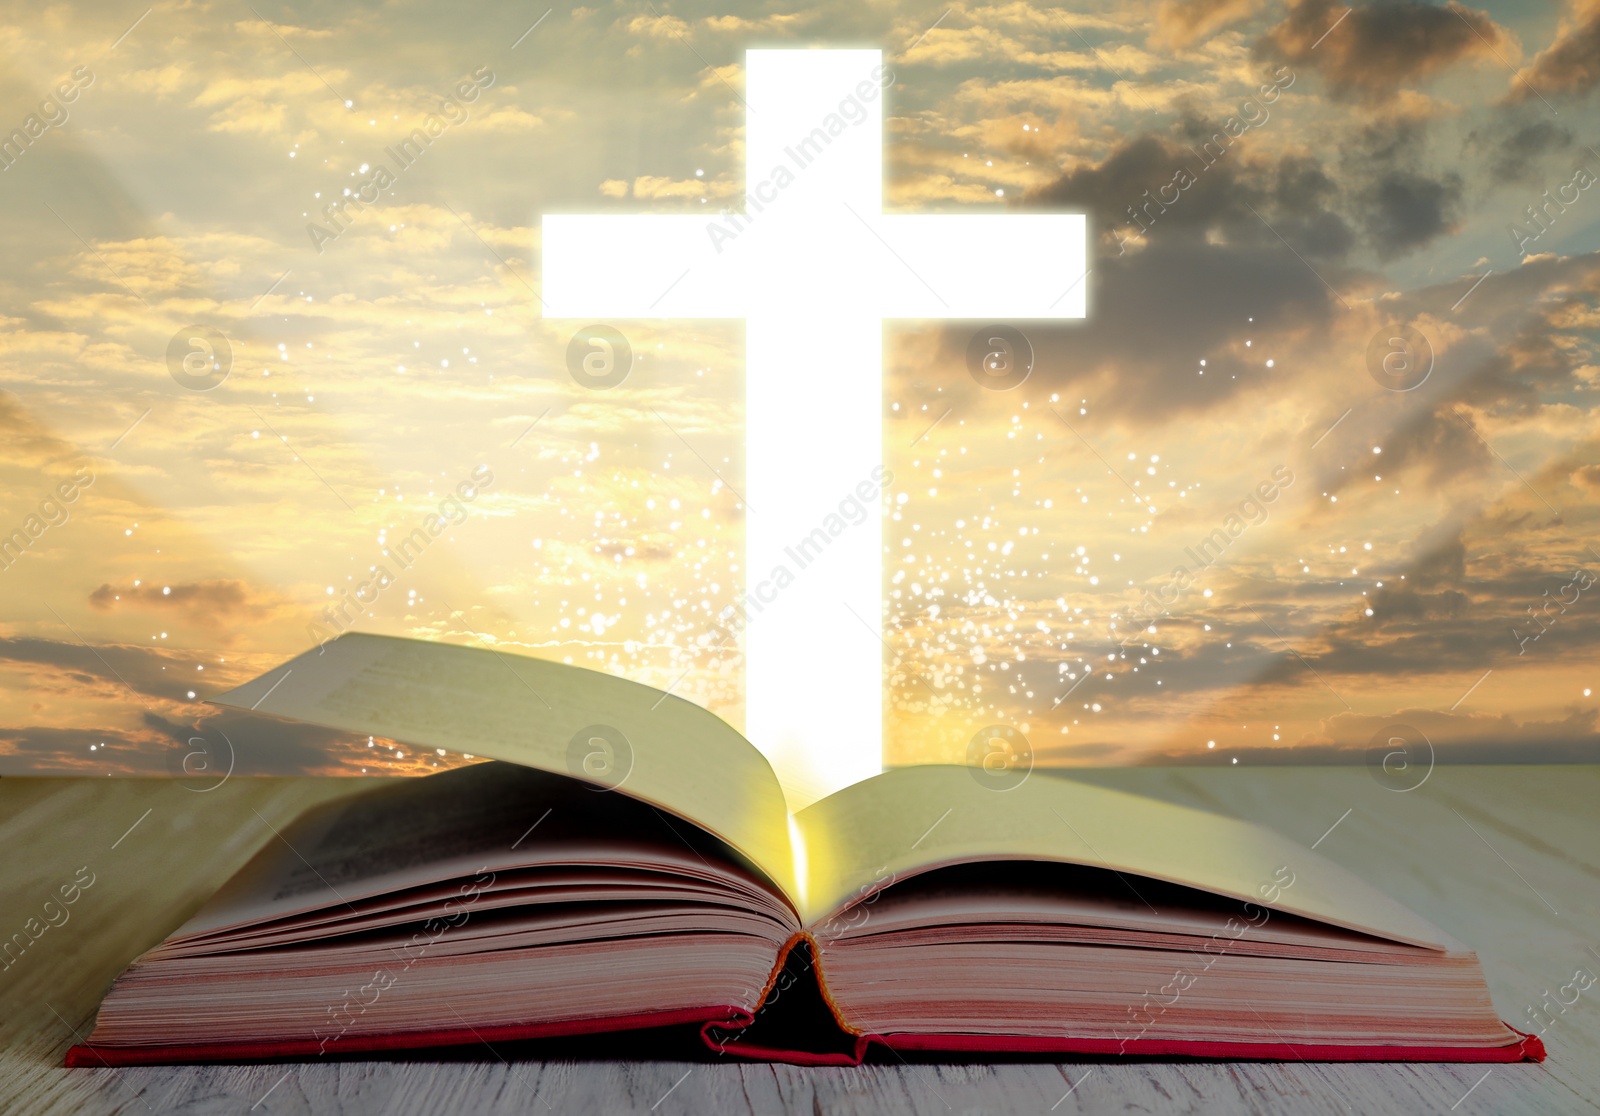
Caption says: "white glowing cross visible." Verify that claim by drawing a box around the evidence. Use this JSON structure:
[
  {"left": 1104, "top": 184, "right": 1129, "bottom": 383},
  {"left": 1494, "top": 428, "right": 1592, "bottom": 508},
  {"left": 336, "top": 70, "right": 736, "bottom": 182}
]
[{"left": 543, "top": 48, "right": 1086, "bottom": 801}]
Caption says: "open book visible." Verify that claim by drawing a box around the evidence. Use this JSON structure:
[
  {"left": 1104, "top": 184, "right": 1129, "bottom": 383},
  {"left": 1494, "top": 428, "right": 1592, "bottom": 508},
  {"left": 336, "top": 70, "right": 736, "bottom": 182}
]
[{"left": 68, "top": 633, "right": 1542, "bottom": 1066}]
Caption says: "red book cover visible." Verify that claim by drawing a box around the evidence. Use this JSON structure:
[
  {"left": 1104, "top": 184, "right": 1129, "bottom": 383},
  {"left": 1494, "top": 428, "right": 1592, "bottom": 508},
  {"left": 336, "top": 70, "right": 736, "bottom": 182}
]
[{"left": 66, "top": 938, "right": 1546, "bottom": 1067}]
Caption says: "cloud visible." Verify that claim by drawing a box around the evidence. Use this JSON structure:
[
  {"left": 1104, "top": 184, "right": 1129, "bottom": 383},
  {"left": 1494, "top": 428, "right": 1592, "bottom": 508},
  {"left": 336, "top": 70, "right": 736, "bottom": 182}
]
[
  {"left": 125, "top": 63, "right": 190, "bottom": 99},
  {"left": 1247, "top": 553, "right": 1600, "bottom": 687},
  {"left": 190, "top": 72, "right": 338, "bottom": 136},
  {"left": 0, "top": 724, "right": 153, "bottom": 775},
  {"left": 3, "top": 0, "right": 1598, "bottom": 782},
  {"left": 0, "top": 708, "right": 468, "bottom": 777},
  {"left": 1333, "top": 253, "right": 1600, "bottom": 427},
  {"left": 1139, "top": 706, "right": 1600, "bottom": 763},
  {"left": 1311, "top": 705, "right": 1600, "bottom": 755},
  {"left": 1411, "top": 534, "right": 1468, "bottom": 588},
  {"left": 147, "top": 708, "right": 377, "bottom": 776},
  {"left": 1464, "top": 116, "right": 1573, "bottom": 185},
  {"left": 0, "top": 390, "right": 91, "bottom": 472},
  {"left": 1365, "top": 584, "right": 1470, "bottom": 622},
  {"left": 1571, "top": 463, "right": 1600, "bottom": 492},
  {"left": 622, "top": 12, "right": 690, "bottom": 40},
  {"left": 0, "top": 636, "right": 214, "bottom": 704},
  {"left": 1509, "top": 0, "right": 1600, "bottom": 101},
  {"left": 1256, "top": 0, "right": 1513, "bottom": 101},
  {"left": 1154, "top": 0, "right": 1261, "bottom": 47},
  {"left": 1029, "top": 105, "right": 1466, "bottom": 277},
  {"left": 469, "top": 106, "right": 547, "bottom": 133},
  {"left": 959, "top": 239, "right": 1334, "bottom": 419},
  {"left": 1003, "top": 132, "right": 1363, "bottom": 418},
  {"left": 631, "top": 175, "right": 707, "bottom": 200},
  {"left": 700, "top": 12, "right": 810, "bottom": 33},
  {"left": 1363, "top": 170, "right": 1463, "bottom": 257},
  {"left": 86, "top": 579, "right": 291, "bottom": 634},
  {"left": 1341, "top": 117, "right": 1464, "bottom": 258}
]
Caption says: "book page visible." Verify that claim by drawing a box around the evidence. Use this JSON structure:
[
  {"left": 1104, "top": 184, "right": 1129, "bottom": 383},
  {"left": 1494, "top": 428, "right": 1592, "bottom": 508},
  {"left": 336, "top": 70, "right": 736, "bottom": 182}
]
[
  {"left": 170, "top": 761, "right": 796, "bottom": 943},
  {"left": 794, "top": 765, "right": 1454, "bottom": 949},
  {"left": 819, "top": 861, "right": 1417, "bottom": 957},
  {"left": 212, "top": 633, "right": 796, "bottom": 901}
]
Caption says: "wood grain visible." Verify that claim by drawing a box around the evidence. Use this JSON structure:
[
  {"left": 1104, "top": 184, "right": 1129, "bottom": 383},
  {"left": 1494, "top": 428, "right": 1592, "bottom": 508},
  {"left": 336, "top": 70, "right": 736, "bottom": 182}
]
[{"left": 2, "top": 766, "right": 1596, "bottom": 1114}]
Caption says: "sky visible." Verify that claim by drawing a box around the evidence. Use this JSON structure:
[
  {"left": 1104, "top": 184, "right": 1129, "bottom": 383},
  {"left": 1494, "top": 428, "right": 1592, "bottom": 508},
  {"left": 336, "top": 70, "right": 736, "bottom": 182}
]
[{"left": 0, "top": 0, "right": 1597, "bottom": 796}]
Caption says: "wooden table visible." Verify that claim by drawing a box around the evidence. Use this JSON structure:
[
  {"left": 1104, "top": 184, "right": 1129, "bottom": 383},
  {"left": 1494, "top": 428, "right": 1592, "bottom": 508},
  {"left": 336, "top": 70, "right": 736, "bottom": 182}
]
[{"left": 2, "top": 766, "right": 1596, "bottom": 1114}]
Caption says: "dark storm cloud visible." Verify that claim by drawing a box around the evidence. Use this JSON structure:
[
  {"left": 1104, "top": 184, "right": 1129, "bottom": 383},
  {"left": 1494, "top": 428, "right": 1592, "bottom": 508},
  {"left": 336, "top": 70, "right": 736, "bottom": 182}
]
[
  {"left": 993, "top": 135, "right": 1346, "bottom": 418},
  {"left": 1265, "top": 154, "right": 1358, "bottom": 257},
  {"left": 1013, "top": 116, "right": 1467, "bottom": 414},
  {"left": 1509, "top": 0, "right": 1600, "bottom": 102},
  {"left": 922, "top": 238, "right": 1334, "bottom": 419},
  {"left": 1034, "top": 127, "right": 1353, "bottom": 258},
  {"left": 1255, "top": 0, "right": 1510, "bottom": 101},
  {"left": 1339, "top": 118, "right": 1465, "bottom": 258},
  {"left": 1363, "top": 171, "right": 1464, "bottom": 257},
  {"left": 1034, "top": 134, "right": 1263, "bottom": 239},
  {"left": 1465, "top": 116, "right": 1574, "bottom": 186}
]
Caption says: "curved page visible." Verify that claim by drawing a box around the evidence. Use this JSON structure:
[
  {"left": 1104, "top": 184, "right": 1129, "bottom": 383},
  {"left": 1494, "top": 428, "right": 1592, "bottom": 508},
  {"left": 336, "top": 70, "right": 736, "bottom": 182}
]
[
  {"left": 795, "top": 765, "right": 1453, "bottom": 949},
  {"left": 211, "top": 633, "right": 795, "bottom": 902}
]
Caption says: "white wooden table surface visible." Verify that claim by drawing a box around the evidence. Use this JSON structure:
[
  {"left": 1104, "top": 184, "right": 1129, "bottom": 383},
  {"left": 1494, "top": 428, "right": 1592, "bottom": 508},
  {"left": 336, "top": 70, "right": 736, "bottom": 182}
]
[{"left": 2, "top": 765, "right": 1596, "bottom": 1114}]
